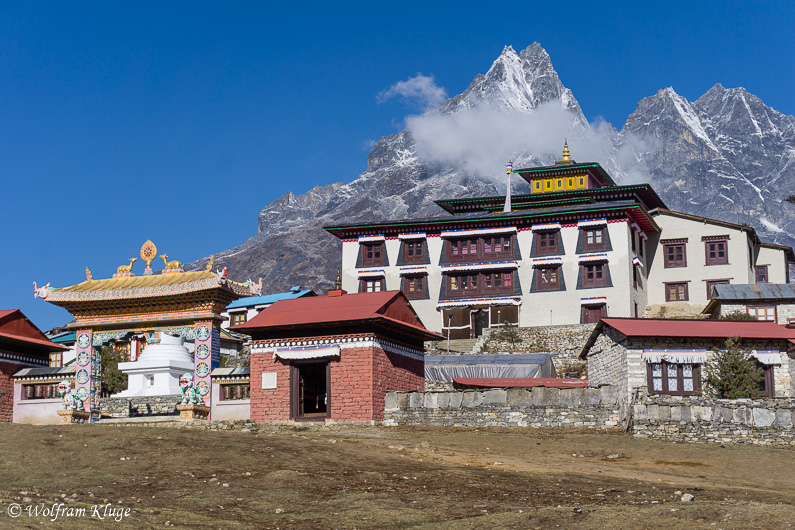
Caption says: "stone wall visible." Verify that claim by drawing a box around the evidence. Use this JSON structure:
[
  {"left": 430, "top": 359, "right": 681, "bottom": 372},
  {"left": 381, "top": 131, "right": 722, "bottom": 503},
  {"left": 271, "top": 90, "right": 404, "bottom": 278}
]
[
  {"left": 633, "top": 394, "right": 795, "bottom": 446},
  {"left": 718, "top": 302, "right": 795, "bottom": 325},
  {"left": 383, "top": 385, "right": 621, "bottom": 429},
  {"left": 480, "top": 324, "right": 595, "bottom": 375},
  {"left": 100, "top": 395, "right": 180, "bottom": 418}
]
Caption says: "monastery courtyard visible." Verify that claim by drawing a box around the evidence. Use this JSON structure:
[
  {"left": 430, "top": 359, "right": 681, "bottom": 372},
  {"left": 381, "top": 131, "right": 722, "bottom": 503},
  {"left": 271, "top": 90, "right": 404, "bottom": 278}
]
[{"left": 0, "top": 424, "right": 792, "bottom": 529}]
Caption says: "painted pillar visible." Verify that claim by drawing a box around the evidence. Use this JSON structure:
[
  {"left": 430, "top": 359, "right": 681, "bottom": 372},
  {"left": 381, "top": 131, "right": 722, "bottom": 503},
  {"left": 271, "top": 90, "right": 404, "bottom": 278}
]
[
  {"left": 193, "top": 320, "right": 220, "bottom": 413},
  {"left": 74, "top": 328, "right": 100, "bottom": 422}
]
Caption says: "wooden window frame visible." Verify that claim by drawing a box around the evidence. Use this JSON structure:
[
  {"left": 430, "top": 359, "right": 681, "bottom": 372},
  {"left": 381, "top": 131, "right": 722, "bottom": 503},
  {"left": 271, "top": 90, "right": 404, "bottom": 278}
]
[
  {"left": 446, "top": 235, "right": 514, "bottom": 262},
  {"left": 535, "top": 230, "right": 560, "bottom": 256},
  {"left": 705, "top": 239, "right": 729, "bottom": 266},
  {"left": 663, "top": 243, "right": 687, "bottom": 268},
  {"left": 361, "top": 242, "right": 385, "bottom": 266},
  {"left": 359, "top": 277, "right": 385, "bottom": 293},
  {"left": 665, "top": 282, "right": 689, "bottom": 302},
  {"left": 705, "top": 279, "right": 730, "bottom": 299},
  {"left": 402, "top": 274, "right": 427, "bottom": 299},
  {"left": 746, "top": 305, "right": 776, "bottom": 321},
  {"left": 647, "top": 362, "right": 701, "bottom": 396},
  {"left": 231, "top": 312, "right": 247, "bottom": 326},
  {"left": 535, "top": 266, "right": 560, "bottom": 291},
  {"left": 582, "top": 263, "right": 606, "bottom": 288},
  {"left": 447, "top": 271, "right": 515, "bottom": 298},
  {"left": 402, "top": 240, "right": 425, "bottom": 264},
  {"left": 582, "top": 227, "right": 606, "bottom": 252},
  {"left": 755, "top": 265, "right": 769, "bottom": 284}
]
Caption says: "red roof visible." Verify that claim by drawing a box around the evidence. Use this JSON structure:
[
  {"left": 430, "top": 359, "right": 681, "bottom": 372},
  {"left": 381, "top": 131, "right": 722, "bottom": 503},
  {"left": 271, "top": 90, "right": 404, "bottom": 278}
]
[
  {"left": 234, "top": 290, "right": 443, "bottom": 341},
  {"left": 453, "top": 377, "right": 589, "bottom": 388},
  {"left": 599, "top": 317, "right": 795, "bottom": 340},
  {"left": 0, "top": 309, "right": 67, "bottom": 352}
]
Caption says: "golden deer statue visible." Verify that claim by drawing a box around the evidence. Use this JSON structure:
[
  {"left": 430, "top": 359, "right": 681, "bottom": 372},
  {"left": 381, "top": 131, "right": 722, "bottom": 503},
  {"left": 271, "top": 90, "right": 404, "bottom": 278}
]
[
  {"left": 116, "top": 258, "right": 137, "bottom": 274},
  {"left": 160, "top": 254, "right": 182, "bottom": 270}
]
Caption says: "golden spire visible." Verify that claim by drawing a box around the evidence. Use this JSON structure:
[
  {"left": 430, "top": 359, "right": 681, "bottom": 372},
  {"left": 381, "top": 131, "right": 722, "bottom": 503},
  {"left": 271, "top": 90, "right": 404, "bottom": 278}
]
[
  {"left": 334, "top": 269, "right": 342, "bottom": 290},
  {"left": 561, "top": 139, "right": 571, "bottom": 162},
  {"left": 85, "top": 267, "right": 92, "bottom": 281}
]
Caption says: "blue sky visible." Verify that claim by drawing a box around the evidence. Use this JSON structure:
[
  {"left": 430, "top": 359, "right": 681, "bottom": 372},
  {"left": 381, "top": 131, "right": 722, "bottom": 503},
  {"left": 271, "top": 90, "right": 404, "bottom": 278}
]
[{"left": 2, "top": 1, "right": 793, "bottom": 330}]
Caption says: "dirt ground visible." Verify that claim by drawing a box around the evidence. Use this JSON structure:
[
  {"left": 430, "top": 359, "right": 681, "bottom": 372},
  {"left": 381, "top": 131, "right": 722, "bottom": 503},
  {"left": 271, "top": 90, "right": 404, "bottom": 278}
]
[{"left": 0, "top": 423, "right": 793, "bottom": 529}]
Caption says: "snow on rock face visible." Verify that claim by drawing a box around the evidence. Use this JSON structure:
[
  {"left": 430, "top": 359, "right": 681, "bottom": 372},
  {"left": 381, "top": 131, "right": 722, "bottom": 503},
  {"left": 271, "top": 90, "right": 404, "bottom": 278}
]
[{"left": 186, "top": 44, "right": 795, "bottom": 293}]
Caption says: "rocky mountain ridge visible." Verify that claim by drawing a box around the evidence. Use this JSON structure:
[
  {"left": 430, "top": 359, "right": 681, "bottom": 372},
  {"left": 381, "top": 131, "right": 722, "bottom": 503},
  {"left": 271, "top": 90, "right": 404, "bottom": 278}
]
[{"left": 187, "top": 43, "right": 795, "bottom": 292}]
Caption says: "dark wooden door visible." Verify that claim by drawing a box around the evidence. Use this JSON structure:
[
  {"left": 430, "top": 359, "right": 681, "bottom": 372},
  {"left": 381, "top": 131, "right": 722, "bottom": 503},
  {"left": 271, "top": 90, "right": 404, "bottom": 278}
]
[{"left": 473, "top": 309, "right": 489, "bottom": 337}]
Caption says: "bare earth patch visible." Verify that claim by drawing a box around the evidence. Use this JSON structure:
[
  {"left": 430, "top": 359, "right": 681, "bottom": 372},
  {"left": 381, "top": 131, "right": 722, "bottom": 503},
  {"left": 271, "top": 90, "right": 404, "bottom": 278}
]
[{"left": 0, "top": 423, "right": 793, "bottom": 528}]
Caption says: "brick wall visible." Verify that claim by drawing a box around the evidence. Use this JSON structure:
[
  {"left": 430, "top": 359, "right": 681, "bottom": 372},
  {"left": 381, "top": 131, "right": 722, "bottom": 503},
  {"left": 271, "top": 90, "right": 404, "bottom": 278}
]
[
  {"left": 250, "top": 340, "right": 426, "bottom": 423},
  {"left": 0, "top": 361, "right": 17, "bottom": 422}
]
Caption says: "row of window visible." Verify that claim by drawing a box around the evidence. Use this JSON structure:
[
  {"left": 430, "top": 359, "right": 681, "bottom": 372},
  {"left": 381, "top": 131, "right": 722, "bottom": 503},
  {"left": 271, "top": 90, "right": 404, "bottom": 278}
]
[
  {"left": 648, "top": 361, "right": 774, "bottom": 397},
  {"left": 360, "top": 228, "right": 617, "bottom": 267},
  {"left": 662, "top": 238, "right": 767, "bottom": 277}
]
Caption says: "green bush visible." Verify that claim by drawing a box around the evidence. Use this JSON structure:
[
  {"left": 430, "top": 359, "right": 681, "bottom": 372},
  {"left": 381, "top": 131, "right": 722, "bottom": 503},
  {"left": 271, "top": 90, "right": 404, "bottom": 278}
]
[
  {"left": 720, "top": 311, "right": 757, "bottom": 321},
  {"left": 704, "top": 338, "right": 762, "bottom": 399}
]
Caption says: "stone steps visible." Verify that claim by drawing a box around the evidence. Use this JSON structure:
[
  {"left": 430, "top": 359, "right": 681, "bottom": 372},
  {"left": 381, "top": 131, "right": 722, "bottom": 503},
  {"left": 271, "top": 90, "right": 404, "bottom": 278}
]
[
  {"left": 100, "top": 415, "right": 180, "bottom": 424},
  {"left": 432, "top": 338, "right": 479, "bottom": 354}
]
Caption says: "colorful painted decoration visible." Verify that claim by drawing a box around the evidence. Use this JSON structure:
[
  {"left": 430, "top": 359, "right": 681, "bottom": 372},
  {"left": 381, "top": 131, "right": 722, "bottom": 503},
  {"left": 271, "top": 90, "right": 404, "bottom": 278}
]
[
  {"left": 196, "top": 380, "right": 209, "bottom": 396},
  {"left": 140, "top": 239, "right": 158, "bottom": 268},
  {"left": 195, "top": 344, "right": 210, "bottom": 359},
  {"left": 77, "top": 351, "right": 90, "bottom": 366},
  {"left": 76, "top": 369, "right": 89, "bottom": 384},
  {"left": 77, "top": 333, "right": 90, "bottom": 348},
  {"left": 75, "top": 386, "right": 89, "bottom": 402},
  {"left": 196, "top": 325, "right": 210, "bottom": 341},
  {"left": 179, "top": 372, "right": 205, "bottom": 405},
  {"left": 58, "top": 380, "right": 84, "bottom": 411},
  {"left": 195, "top": 362, "right": 210, "bottom": 377}
]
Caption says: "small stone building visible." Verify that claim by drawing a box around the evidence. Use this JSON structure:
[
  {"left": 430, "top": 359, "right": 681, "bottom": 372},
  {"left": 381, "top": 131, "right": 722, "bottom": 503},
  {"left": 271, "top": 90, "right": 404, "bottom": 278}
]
[
  {"left": 0, "top": 309, "right": 67, "bottom": 422},
  {"left": 580, "top": 318, "right": 795, "bottom": 403},
  {"left": 703, "top": 283, "right": 795, "bottom": 324},
  {"left": 234, "top": 289, "right": 442, "bottom": 423}
]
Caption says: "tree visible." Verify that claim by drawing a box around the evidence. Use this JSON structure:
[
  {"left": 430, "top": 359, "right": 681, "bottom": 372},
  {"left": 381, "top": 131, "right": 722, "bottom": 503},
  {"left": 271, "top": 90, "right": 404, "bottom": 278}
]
[
  {"left": 100, "top": 345, "right": 128, "bottom": 397},
  {"left": 704, "top": 337, "right": 763, "bottom": 399},
  {"left": 786, "top": 195, "right": 795, "bottom": 205}
]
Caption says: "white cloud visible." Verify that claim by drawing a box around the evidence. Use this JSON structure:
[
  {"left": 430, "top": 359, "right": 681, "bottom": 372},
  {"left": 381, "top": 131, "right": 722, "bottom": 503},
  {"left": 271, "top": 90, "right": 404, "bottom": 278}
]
[
  {"left": 378, "top": 74, "right": 448, "bottom": 111},
  {"left": 404, "top": 102, "right": 657, "bottom": 185}
]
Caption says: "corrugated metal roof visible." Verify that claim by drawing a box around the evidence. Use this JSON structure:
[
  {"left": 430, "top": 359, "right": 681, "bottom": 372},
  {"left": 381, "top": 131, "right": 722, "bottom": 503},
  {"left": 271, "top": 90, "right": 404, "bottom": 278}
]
[
  {"left": 453, "top": 377, "right": 588, "bottom": 388},
  {"left": 0, "top": 331, "right": 68, "bottom": 351},
  {"left": 600, "top": 318, "right": 795, "bottom": 339},
  {"left": 210, "top": 367, "right": 251, "bottom": 376},
  {"left": 14, "top": 366, "right": 75, "bottom": 377},
  {"left": 712, "top": 283, "right": 795, "bottom": 301},
  {"left": 235, "top": 290, "right": 442, "bottom": 341},
  {"left": 225, "top": 289, "right": 314, "bottom": 310},
  {"left": 52, "top": 271, "right": 218, "bottom": 292}
]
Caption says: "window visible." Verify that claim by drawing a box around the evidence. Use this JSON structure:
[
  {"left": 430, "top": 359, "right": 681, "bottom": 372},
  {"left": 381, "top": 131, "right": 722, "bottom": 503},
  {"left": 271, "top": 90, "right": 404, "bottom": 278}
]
[
  {"left": 231, "top": 312, "right": 247, "bottom": 326},
  {"left": 582, "top": 227, "right": 606, "bottom": 252},
  {"left": 536, "top": 267, "right": 560, "bottom": 291},
  {"left": 402, "top": 241, "right": 425, "bottom": 263},
  {"left": 402, "top": 275, "right": 426, "bottom": 299},
  {"left": 362, "top": 243, "right": 384, "bottom": 266},
  {"left": 535, "top": 231, "right": 559, "bottom": 256},
  {"left": 49, "top": 352, "right": 62, "bottom": 367},
  {"left": 581, "top": 304, "right": 606, "bottom": 324},
  {"left": 582, "top": 263, "right": 606, "bottom": 288},
  {"left": 756, "top": 362, "right": 775, "bottom": 398},
  {"left": 665, "top": 282, "right": 689, "bottom": 301},
  {"left": 705, "top": 280, "right": 729, "bottom": 299},
  {"left": 447, "top": 235, "right": 514, "bottom": 261},
  {"left": 483, "top": 236, "right": 512, "bottom": 256},
  {"left": 663, "top": 243, "right": 686, "bottom": 268},
  {"left": 704, "top": 238, "right": 729, "bottom": 265},
  {"left": 221, "top": 383, "right": 250, "bottom": 401},
  {"left": 647, "top": 362, "right": 701, "bottom": 396},
  {"left": 632, "top": 266, "right": 640, "bottom": 290},
  {"left": 360, "top": 277, "right": 385, "bottom": 292},
  {"left": 756, "top": 265, "right": 769, "bottom": 283},
  {"left": 747, "top": 305, "right": 776, "bottom": 321},
  {"left": 447, "top": 271, "right": 515, "bottom": 297}
]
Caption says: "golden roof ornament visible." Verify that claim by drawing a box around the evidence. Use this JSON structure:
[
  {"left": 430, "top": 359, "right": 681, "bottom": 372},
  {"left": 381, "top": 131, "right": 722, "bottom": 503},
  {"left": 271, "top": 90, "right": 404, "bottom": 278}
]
[
  {"left": 140, "top": 240, "right": 158, "bottom": 272},
  {"left": 334, "top": 269, "right": 342, "bottom": 290},
  {"left": 206, "top": 256, "right": 214, "bottom": 271},
  {"left": 561, "top": 139, "right": 571, "bottom": 162},
  {"left": 85, "top": 267, "right": 92, "bottom": 281}
]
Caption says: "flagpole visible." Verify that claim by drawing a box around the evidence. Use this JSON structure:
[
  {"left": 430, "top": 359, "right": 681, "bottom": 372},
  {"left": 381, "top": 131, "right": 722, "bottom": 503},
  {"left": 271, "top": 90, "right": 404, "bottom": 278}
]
[{"left": 503, "top": 160, "right": 512, "bottom": 213}]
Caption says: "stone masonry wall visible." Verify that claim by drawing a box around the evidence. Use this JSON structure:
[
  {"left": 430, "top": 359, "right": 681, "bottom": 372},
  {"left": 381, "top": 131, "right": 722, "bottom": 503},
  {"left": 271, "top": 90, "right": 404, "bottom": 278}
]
[
  {"left": 633, "top": 394, "right": 795, "bottom": 446},
  {"left": 0, "top": 361, "right": 17, "bottom": 422},
  {"left": 383, "top": 386, "right": 621, "bottom": 429},
  {"left": 100, "top": 395, "right": 180, "bottom": 418},
  {"left": 718, "top": 302, "right": 795, "bottom": 325},
  {"left": 480, "top": 324, "right": 596, "bottom": 375}
]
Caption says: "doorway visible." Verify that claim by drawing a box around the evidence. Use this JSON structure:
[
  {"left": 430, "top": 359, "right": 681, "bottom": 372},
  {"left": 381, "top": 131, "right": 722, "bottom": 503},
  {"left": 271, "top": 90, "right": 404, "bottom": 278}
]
[
  {"left": 473, "top": 309, "right": 489, "bottom": 337},
  {"left": 290, "top": 361, "right": 330, "bottom": 420}
]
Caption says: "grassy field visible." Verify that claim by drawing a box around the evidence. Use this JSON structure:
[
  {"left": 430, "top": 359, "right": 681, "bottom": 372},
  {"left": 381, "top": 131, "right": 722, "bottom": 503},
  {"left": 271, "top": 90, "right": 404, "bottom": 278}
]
[{"left": 0, "top": 423, "right": 793, "bottom": 528}]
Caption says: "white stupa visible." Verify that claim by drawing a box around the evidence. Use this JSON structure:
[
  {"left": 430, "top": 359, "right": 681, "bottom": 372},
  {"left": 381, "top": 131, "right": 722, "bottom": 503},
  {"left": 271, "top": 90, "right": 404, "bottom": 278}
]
[{"left": 114, "top": 333, "right": 194, "bottom": 397}]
